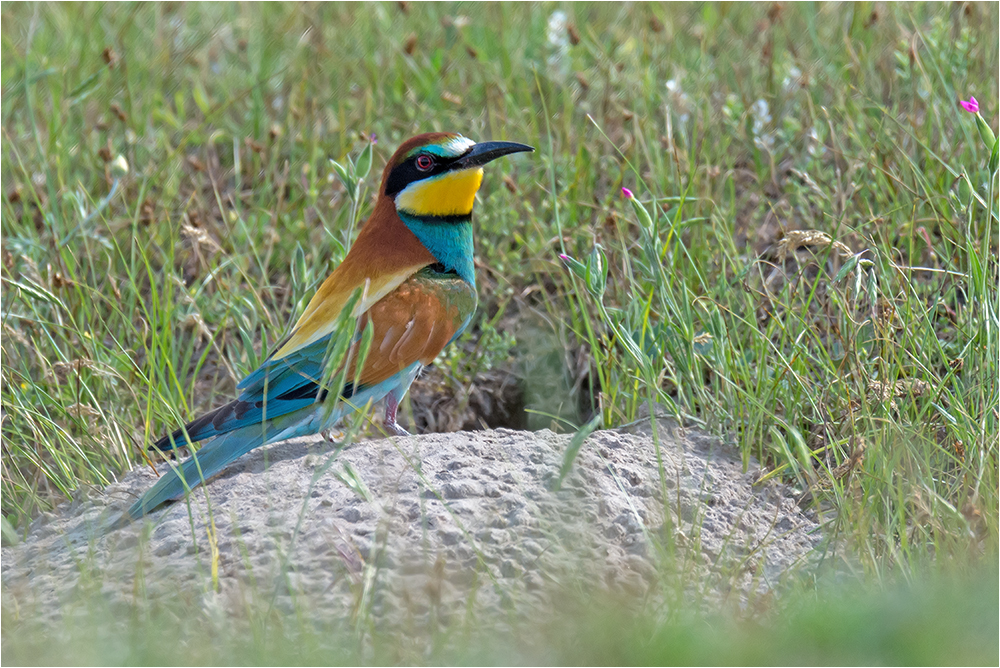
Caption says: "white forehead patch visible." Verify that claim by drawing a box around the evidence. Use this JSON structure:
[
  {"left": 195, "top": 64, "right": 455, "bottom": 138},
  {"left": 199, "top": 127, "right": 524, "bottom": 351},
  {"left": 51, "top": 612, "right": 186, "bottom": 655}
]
[
  {"left": 443, "top": 135, "right": 476, "bottom": 156},
  {"left": 409, "top": 135, "right": 477, "bottom": 159}
]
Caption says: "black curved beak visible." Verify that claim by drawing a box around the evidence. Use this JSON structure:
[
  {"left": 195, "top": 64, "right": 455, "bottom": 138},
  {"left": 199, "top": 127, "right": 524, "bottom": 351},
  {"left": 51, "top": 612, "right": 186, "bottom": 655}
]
[{"left": 454, "top": 141, "right": 534, "bottom": 169}]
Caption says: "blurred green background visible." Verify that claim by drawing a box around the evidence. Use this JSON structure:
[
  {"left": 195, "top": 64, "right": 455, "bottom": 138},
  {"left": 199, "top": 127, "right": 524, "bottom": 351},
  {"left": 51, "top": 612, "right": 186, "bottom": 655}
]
[{"left": 2, "top": 2, "right": 997, "bottom": 664}]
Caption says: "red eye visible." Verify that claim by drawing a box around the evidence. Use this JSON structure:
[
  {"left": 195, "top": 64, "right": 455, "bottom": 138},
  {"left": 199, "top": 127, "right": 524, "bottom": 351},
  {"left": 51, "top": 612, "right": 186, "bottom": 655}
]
[{"left": 415, "top": 154, "right": 434, "bottom": 171}]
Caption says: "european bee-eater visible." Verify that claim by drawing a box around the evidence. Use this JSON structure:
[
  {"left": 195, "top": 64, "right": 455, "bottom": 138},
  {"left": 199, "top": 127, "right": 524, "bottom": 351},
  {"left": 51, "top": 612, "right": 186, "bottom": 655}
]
[{"left": 122, "top": 133, "right": 533, "bottom": 523}]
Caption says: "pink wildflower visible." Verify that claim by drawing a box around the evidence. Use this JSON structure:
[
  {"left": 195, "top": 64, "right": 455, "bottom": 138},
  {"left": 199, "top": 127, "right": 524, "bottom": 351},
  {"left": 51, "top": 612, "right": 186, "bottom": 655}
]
[{"left": 959, "top": 96, "right": 979, "bottom": 114}]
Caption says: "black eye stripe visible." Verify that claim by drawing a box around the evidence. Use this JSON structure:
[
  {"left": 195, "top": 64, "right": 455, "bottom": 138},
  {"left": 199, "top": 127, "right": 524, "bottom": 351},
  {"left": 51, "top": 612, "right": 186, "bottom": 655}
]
[{"left": 384, "top": 152, "right": 460, "bottom": 197}]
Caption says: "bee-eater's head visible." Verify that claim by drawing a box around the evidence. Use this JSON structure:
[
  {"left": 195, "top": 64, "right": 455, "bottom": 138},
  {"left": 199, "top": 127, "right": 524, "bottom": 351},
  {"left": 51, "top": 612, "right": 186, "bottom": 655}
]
[{"left": 382, "top": 133, "right": 533, "bottom": 219}]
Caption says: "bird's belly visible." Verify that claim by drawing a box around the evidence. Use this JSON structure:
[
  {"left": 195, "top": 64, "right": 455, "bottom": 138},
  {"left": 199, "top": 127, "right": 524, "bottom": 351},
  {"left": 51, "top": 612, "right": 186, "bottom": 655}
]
[
  {"left": 353, "top": 268, "right": 477, "bottom": 390},
  {"left": 408, "top": 270, "right": 477, "bottom": 323}
]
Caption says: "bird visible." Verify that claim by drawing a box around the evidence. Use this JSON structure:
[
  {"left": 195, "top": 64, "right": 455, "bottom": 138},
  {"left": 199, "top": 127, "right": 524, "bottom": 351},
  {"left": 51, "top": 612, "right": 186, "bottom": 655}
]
[{"left": 119, "top": 132, "right": 533, "bottom": 524}]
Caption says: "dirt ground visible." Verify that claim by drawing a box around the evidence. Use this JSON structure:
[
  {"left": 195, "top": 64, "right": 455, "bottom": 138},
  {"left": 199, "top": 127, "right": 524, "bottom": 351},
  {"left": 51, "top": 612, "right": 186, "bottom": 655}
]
[{"left": 2, "top": 417, "right": 824, "bottom": 628}]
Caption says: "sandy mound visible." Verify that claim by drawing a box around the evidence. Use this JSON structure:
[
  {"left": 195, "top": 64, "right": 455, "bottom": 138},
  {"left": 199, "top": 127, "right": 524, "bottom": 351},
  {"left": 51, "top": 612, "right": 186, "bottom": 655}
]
[{"left": 2, "top": 420, "right": 822, "bottom": 625}]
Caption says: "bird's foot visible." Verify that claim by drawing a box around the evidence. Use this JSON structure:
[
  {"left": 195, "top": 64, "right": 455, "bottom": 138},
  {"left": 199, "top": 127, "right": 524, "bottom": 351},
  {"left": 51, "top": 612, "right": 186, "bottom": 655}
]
[
  {"left": 382, "top": 392, "right": 410, "bottom": 437},
  {"left": 383, "top": 419, "right": 411, "bottom": 437},
  {"left": 321, "top": 428, "right": 343, "bottom": 443}
]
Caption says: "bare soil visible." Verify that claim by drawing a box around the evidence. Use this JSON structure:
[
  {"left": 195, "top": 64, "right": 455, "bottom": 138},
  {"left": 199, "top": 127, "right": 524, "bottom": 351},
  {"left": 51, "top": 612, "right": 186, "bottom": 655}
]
[{"left": 2, "top": 418, "right": 823, "bottom": 629}]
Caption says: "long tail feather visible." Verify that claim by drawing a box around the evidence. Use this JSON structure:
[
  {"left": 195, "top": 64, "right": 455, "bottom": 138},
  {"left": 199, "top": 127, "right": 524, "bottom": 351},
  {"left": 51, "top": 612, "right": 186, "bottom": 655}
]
[
  {"left": 109, "top": 372, "right": 411, "bottom": 531},
  {"left": 126, "top": 423, "right": 271, "bottom": 521}
]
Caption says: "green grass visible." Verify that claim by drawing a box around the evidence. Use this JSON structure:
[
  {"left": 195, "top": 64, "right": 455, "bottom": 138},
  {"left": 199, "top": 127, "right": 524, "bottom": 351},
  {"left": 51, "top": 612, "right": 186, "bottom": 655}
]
[
  {"left": 3, "top": 561, "right": 997, "bottom": 665},
  {"left": 2, "top": 1, "right": 998, "bottom": 664}
]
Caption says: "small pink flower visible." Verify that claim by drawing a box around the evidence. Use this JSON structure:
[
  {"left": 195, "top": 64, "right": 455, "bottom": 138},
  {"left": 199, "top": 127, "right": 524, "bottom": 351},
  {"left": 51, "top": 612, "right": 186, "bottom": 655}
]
[
  {"left": 369, "top": 133, "right": 378, "bottom": 144},
  {"left": 558, "top": 253, "right": 570, "bottom": 261},
  {"left": 621, "top": 187, "right": 634, "bottom": 199},
  {"left": 959, "top": 96, "right": 979, "bottom": 114}
]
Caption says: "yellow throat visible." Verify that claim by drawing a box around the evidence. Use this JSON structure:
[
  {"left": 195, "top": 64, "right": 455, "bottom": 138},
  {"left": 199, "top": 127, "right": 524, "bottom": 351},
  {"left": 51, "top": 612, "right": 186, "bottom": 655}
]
[{"left": 395, "top": 167, "right": 484, "bottom": 217}]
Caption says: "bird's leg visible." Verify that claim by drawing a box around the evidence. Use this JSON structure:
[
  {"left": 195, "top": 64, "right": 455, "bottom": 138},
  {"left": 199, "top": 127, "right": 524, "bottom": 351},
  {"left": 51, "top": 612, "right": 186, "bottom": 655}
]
[{"left": 383, "top": 392, "right": 410, "bottom": 437}]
